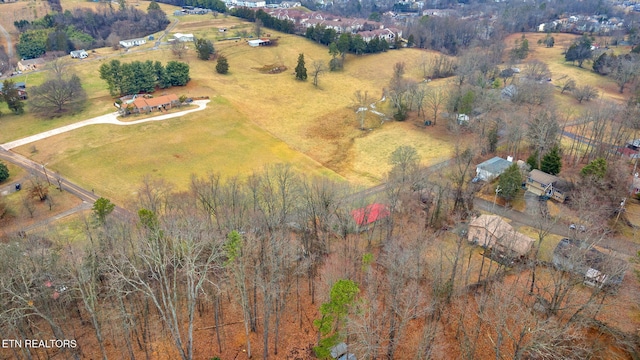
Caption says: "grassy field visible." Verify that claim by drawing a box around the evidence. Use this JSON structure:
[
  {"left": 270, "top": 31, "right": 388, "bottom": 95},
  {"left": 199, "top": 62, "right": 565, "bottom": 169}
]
[
  {"left": 1, "top": 9, "right": 463, "bottom": 206},
  {"left": 3, "top": 7, "right": 633, "bottom": 208},
  {"left": 517, "top": 225, "right": 564, "bottom": 262},
  {"left": 506, "top": 33, "right": 627, "bottom": 105}
]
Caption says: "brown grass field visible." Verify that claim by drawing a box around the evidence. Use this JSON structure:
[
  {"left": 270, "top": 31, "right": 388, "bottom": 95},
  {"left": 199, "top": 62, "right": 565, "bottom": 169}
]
[
  {"left": 2, "top": 5, "right": 466, "bottom": 206},
  {"left": 505, "top": 32, "right": 628, "bottom": 105}
]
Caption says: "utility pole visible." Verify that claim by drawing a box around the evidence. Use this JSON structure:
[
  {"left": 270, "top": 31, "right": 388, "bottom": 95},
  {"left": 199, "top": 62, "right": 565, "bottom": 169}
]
[
  {"left": 42, "top": 163, "right": 51, "bottom": 186},
  {"left": 493, "top": 185, "right": 501, "bottom": 212},
  {"left": 614, "top": 198, "right": 626, "bottom": 226}
]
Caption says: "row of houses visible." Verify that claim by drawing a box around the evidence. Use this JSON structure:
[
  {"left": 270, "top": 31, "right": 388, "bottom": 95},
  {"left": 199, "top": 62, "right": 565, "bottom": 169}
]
[
  {"left": 265, "top": 9, "right": 402, "bottom": 42},
  {"left": 537, "top": 15, "right": 625, "bottom": 34},
  {"left": 475, "top": 156, "right": 569, "bottom": 202},
  {"left": 468, "top": 214, "right": 627, "bottom": 288}
]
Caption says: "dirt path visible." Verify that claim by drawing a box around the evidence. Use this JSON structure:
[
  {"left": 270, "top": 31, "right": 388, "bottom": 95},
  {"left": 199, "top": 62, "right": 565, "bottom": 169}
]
[
  {"left": 0, "top": 23, "right": 13, "bottom": 59},
  {"left": 0, "top": 100, "right": 210, "bottom": 150}
]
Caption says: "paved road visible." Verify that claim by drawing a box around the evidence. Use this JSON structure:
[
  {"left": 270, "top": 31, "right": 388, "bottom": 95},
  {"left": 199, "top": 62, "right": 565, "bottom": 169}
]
[
  {"left": 1, "top": 100, "right": 210, "bottom": 150},
  {"left": 0, "top": 148, "right": 130, "bottom": 220},
  {"left": 473, "top": 197, "right": 640, "bottom": 259},
  {"left": 0, "top": 100, "right": 211, "bottom": 232},
  {"left": 18, "top": 201, "right": 94, "bottom": 233}
]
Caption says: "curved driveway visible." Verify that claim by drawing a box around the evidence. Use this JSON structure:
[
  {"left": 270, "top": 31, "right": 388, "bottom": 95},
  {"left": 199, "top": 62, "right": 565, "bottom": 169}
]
[{"left": 0, "top": 100, "right": 209, "bottom": 150}]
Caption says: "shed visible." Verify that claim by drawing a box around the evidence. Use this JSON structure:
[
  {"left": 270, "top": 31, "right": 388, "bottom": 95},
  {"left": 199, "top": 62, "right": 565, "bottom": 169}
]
[
  {"left": 248, "top": 39, "right": 271, "bottom": 47},
  {"left": 475, "top": 157, "right": 512, "bottom": 181}
]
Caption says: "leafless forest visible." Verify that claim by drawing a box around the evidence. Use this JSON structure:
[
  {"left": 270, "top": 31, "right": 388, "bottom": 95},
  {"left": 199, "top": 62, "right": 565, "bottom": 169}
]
[{"left": 1, "top": 155, "right": 638, "bottom": 359}]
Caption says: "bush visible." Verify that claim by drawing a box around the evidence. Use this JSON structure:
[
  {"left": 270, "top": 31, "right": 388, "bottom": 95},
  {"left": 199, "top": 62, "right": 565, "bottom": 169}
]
[
  {"left": 216, "top": 55, "right": 229, "bottom": 74},
  {"left": 0, "top": 161, "right": 9, "bottom": 183}
]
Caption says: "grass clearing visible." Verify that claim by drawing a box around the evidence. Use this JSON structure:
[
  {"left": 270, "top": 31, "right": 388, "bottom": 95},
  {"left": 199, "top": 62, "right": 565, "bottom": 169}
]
[
  {"left": 506, "top": 33, "right": 627, "bottom": 106},
  {"left": 517, "top": 225, "right": 564, "bottom": 262}
]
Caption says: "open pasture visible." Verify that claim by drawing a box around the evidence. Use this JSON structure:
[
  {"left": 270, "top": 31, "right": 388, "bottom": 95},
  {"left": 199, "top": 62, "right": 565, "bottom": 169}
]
[{"left": 3, "top": 12, "right": 462, "bottom": 205}]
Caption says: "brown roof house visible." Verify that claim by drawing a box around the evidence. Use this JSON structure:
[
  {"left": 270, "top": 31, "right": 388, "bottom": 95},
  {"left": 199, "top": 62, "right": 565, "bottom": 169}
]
[
  {"left": 17, "top": 58, "right": 46, "bottom": 72},
  {"left": 131, "top": 94, "right": 180, "bottom": 114},
  {"left": 468, "top": 215, "right": 535, "bottom": 260},
  {"left": 526, "top": 169, "right": 569, "bottom": 202}
]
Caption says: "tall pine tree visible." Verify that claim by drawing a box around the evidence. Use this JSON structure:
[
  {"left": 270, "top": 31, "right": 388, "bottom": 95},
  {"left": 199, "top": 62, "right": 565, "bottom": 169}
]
[
  {"left": 295, "top": 53, "right": 307, "bottom": 81},
  {"left": 540, "top": 145, "right": 562, "bottom": 175},
  {"left": 498, "top": 163, "right": 522, "bottom": 203}
]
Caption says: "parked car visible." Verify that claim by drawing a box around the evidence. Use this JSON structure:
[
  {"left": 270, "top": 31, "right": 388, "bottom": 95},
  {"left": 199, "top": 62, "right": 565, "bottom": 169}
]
[{"left": 569, "top": 224, "right": 586, "bottom": 232}]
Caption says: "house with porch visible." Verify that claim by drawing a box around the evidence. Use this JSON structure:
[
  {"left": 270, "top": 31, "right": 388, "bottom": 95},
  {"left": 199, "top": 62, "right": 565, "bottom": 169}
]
[{"left": 526, "top": 169, "right": 568, "bottom": 202}]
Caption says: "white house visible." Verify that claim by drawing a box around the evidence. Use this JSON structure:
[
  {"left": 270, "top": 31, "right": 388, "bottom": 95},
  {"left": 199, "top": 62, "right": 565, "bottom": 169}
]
[
  {"left": 70, "top": 49, "right": 88, "bottom": 59},
  {"left": 119, "top": 38, "right": 146, "bottom": 48},
  {"left": 174, "top": 33, "right": 195, "bottom": 42}
]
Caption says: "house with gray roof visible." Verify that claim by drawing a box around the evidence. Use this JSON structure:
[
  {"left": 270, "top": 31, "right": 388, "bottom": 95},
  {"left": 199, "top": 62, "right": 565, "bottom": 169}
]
[{"left": 475, "top": 156, "right": 512, "bottom": 181}]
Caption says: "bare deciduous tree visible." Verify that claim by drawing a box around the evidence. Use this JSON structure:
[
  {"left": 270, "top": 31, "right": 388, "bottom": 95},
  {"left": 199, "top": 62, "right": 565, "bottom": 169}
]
[
  {"left": 171, "top": 40, "right": 189, "bottom": 59},
  {"left": 311, "top": 60, "right": 326, "bottom": 87}
]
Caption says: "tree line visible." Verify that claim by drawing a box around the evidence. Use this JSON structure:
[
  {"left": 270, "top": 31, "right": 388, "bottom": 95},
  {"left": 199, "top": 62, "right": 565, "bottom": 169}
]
[
  {"left": 305, "top": 25, "right": 391, "bottom": 55},
  {"left": 155, "top": 0, "right": 226, "bottom": 12},
  {"left": 99, "top": 60, "right": 190, "bottom": 97},
  {"left": 15, "top": 7, "right": 169, "bottom": 59},
  {"left": 229, "top": 8, "right": 296, "bottom": 34}
]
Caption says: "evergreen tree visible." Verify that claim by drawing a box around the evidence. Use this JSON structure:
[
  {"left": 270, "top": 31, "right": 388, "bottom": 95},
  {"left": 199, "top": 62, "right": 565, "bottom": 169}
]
[
  {"left": 2, "top": 80, "right": 24, "bottom": 114},
  {"left": 565, "top": 35, "right": 593, "bottom": 67},
  {"left": 487, "top": 126, "right": 499, "bottom": 153},
  {"left": 147, "top": 0, "right": 161, "bottom": 10},
  {"left": 165, "top": 61, "right": 190, "bottom": 86},
  {"left": 195, "top": 38, "right": 215, "bottom": 60},
  {"left": 540, "top": 145, "right": 562, "bottom": 175},
  {"left": 526, "top": 150, "right": 539, "bottom": 170},
  {"left": 0, "top": 161, "right": 9, "bottom": 183},
  {"left": 295, "top": 53, "right": 307, "bottom": 81},
  {"left": 580, "top": 157, "right": 607, "bottom": 179},
  {"left": 216, "top": 55, "right": 229, "bottom": 74},
  {"left": 498, "top": 163, "right": 522, "bottom": 203}
]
